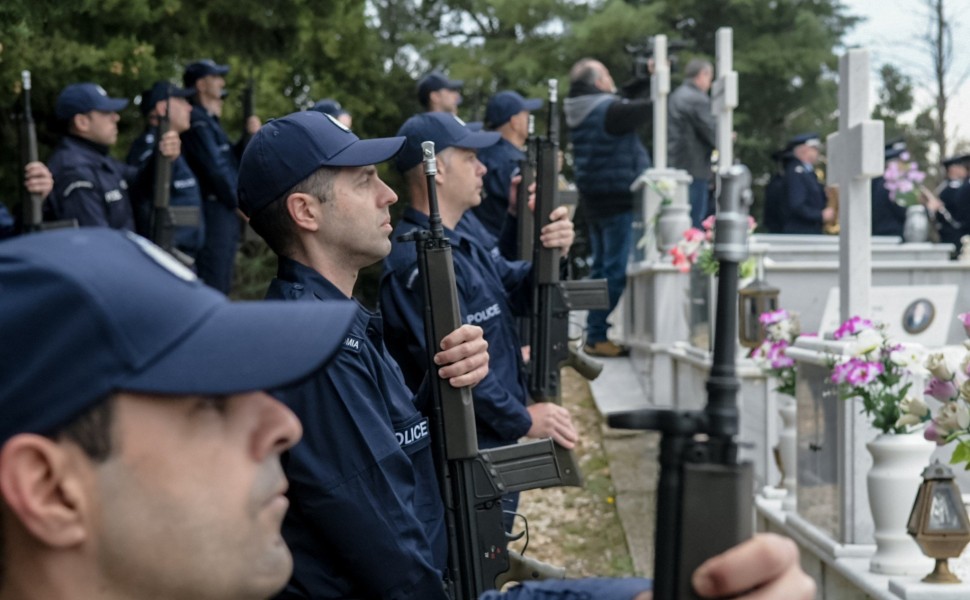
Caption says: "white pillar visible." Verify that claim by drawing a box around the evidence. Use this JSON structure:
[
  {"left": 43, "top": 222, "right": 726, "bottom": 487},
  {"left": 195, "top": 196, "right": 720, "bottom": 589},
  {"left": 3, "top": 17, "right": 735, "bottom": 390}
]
[
  {"left": 711, "top": 27, "right": 738, "bottom": 174},
  {"left": 651, "top": 35, "right": 669, "bottom": 170}
]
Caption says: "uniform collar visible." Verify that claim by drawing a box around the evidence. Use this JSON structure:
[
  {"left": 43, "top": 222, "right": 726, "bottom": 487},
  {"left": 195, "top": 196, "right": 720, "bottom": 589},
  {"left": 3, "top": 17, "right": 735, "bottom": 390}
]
[
  {"left": 65, "top": 134, "right": 110, "bottom": 156},
  {"left": 275, "top": 255, "right": 349, "bottom": 301},
  {"left": 401, "top": 206, "right": 471, "bottom": 247}
]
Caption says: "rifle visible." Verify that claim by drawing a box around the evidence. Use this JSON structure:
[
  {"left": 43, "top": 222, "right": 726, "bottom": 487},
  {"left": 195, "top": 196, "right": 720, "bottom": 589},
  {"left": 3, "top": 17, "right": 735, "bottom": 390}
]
[
  {"left": 608, "top": 165, "right": 755, "bottom": 599},
  {"left": 19, "top": 71, "right": 76, "bottom": 233},
  {"left": 149, "top": 86, "right": 199, "bottom": 267},
  {"left": 515, "top": 114, "right": 537, "bottom": 343},
  {"left": 527, "top": 79, "right": 608, "bottom": 434},
  {"left": 240, "top": 72, "right": 255, "bottom": 149},
  {"left": 400, "top": 141, "right": 578, "bottom": 600}
]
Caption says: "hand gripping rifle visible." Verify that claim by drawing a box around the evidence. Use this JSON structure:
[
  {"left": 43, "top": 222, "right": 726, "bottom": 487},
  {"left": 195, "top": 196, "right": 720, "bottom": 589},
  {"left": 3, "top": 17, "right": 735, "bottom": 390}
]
[
  {"left": 149, "top": 86, "right": 199, "bottom": 267},
  {"left": 400, "top": 141, "right": 578, "bottom": 600},
  {"left": 608, "top": 165, "right": 755, "bottom": 599},
  {"left": 19, "top": 70, "right": 76, "bottom": 232},
  {"left": 527, "top": 79, "right": 609, "bottom": 464}
]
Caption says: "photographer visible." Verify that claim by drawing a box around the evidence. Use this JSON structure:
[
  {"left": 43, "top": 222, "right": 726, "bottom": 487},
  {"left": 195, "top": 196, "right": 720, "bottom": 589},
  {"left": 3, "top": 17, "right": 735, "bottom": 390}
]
[{"left": 564, "top": 58, "right": 651, "bottom": 358}]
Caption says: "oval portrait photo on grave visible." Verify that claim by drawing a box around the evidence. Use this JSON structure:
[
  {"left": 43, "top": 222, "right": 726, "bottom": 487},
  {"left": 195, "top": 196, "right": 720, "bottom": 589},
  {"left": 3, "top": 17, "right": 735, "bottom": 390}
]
[{"left": 902, "top": 298, "right": 935, "bottom": 334}]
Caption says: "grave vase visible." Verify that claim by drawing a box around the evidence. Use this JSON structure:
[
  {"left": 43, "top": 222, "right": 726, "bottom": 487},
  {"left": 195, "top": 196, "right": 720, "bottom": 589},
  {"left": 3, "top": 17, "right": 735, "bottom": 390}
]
[
  {"left": 778, "top": 394, "right": 798, "bottom": 512},
  {"left": 655, "top": 203, "right": 692, "bottom": 254},
  {"left": 902, "top": 205, "right": 929, "bottom": 243},
  {"left": 866, "top": 431, "right": 935, "bottom": 575}
]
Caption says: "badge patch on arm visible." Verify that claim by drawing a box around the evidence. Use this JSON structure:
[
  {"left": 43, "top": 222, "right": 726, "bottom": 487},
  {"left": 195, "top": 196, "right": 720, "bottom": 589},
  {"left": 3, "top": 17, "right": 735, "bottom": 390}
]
[{"left": 342, "top": 335, "right": 362, "bottom": 354}]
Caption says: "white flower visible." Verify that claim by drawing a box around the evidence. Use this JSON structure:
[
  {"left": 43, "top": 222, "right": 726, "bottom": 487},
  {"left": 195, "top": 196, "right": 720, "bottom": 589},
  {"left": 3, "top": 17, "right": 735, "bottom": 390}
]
[
  {"left": 896, "top": 413, "right": 924, "bottom": 428},
  {"left": 900, "top": 395, "right": 930, "bottom": 418},
  {"left": 890, "top": 345, "right": 928, "bottom": 378},
  {"left": 927, "top": 352, "right": 959, "bottom": 381},
  {"left": 934, "top": 401, "right": 970, "bottom": 435},
  {"left": 846, "top": 328, "right": 882, "bottom": 358}
]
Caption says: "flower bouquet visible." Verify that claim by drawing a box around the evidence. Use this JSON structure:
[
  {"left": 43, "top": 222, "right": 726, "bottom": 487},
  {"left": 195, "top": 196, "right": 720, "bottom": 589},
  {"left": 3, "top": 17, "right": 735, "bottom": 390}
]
[
  {"left": 829, "top": 316, "right": 927, "bottom": 434},
  {"left": 898, "top": 312, "right": 970, "bottom": 469},
  {"left": 751, "top": 309, "right": 800, "bottom": 397},
  {"left": 884, "top": 151, "right": 927, "bottom": 207},
  {"left": 670, "top": 215, "right": 757, "bottom": 277}
]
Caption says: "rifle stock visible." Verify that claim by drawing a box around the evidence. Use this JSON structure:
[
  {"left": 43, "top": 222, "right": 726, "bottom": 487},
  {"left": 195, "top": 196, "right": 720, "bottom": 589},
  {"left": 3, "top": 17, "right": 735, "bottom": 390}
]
[
  {"left": 608, "top": 165, "right": 755, "bottom": 600},
  {"left": 402, "top": 141, "right": 575, "bottom": 600}
]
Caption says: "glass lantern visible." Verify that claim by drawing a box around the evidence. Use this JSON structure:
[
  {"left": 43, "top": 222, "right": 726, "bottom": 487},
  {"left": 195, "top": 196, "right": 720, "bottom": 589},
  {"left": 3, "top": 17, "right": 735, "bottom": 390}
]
[
  {"left": 906, "top": 461, "right": 970, "bottom": 583},
  {"left": 738, "top": 253, "right": 779, "bottom": 349}
]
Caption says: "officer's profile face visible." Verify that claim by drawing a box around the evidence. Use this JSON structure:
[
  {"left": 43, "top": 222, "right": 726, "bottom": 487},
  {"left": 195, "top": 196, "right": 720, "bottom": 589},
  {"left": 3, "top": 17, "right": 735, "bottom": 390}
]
[
  {"left": 197, "top": 74, "right": 226, "bottom": 102},
  {"left": 947, "top": 164, "right": 968, "bottom": 180},
  {"left": 431, "top": 88, "right": 461, "bottom": 114},
  {"left": 438, "top": 146, "right": 486, "bottom": 210},
  {"left": 156, "top": 96, "right": 193, "bottom": 134},
  {"left": 74, "top": 110, "right": 120, "bottom": 146},
  {"left": 314, "top": 165, "right": 399, "bottom": 267},
  {"left": 0, "top": 390, "right": 302, "bottom": 599}
]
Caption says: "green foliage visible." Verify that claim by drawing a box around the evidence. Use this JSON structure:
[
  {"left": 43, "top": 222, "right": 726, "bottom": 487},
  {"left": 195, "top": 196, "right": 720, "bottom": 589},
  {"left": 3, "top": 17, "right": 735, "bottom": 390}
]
[{"left": 3, "top": 0, "right": 864, "bottom": 297}]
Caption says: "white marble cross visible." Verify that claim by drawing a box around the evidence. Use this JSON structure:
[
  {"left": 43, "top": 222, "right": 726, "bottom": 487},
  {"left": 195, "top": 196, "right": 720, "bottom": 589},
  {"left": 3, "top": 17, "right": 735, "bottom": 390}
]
[
  {"left": 826, "top": 49, "right": 885, "bottom": 324},
  {"left": 651, "top": 35, "right": 670, "bottom": 170},
  {"left": 711, "top": 27, "right": 738, "bottom": 174}
]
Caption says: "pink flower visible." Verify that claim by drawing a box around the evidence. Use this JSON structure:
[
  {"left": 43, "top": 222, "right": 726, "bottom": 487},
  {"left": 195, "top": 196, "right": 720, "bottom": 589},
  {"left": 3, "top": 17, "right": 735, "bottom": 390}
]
[
  {"left": 924, "top": 421, "right": 942, "bottom": 444},
  {"left": 683, "top": 228, "right": 705, "bottom": 243},
  {"left": 831, "top": 358, "right": 883, "bottom": 386},
  {"left": 701, "top": 215, "right": 716, "bottom": 232},
  {"left": 900, "top": 151, "right": 911, "bottom": 161},
  {"left": 759, "top": 309, "right": 789, "bottom": 326},
  {"left": 670, "top": 246, "right": 691, "bottom": 273},
  {"left": 833, "top": 316, "right": 875, "bottom": 340},
  {"left": 925, "top": 378, "right": 959, "bottom": 401},
  {"left": 767, "top": 341, "right": 794, "bottom": 369}
]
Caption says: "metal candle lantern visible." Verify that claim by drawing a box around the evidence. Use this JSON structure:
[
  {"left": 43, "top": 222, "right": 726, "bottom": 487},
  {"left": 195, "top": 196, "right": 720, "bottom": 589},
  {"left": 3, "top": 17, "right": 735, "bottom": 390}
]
[
  {"left": 738, "top": 252, "right": 778, "bottom": 348},
  {"left": 906, "top": 461, "right": 970, "bottom": 583}
]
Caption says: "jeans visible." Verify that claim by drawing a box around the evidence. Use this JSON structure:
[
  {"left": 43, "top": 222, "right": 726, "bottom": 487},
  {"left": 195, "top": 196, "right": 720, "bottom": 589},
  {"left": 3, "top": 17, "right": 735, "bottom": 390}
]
[
  {"left": 689, "top": 178, "right": 709, "bottom": 228},
  {"left": 585, "top": 210, "right": 633, "bottom": 344},
  {"left": 479, "top": 577, "right": 652, "bottom": 600}
]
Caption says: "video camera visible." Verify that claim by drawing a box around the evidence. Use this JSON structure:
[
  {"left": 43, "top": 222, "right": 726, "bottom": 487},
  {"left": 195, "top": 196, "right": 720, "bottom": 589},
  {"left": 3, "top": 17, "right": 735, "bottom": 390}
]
[{"left": 625, "top": 36, "right": 692, "bottom": 80}]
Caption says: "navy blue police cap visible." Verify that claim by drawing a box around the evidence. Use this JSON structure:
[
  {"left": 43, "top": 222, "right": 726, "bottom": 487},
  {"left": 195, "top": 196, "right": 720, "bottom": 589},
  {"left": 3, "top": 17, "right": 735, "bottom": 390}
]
[
  {"left": 139, "top": 81, "right": 195, "bottom": 116},
  {"left": 0, "top": 228, "right": 356, "bottom": 445},
  {"left": 183, "top": 59, "right": 230, "bottom": 88},
  {"left": 943, "top": 154, "right": 970, "bottom": 168},
  {"left": 54, "top": 83, "right": 130, "bottom": 121},
  {"left": 485, "top": 91, "right": 543, "bottom": 129},
  {"left": 237, "top": 110, "right": 405, "bottom": 217},
  {"left": 885, "top": 138, "right": 907, "bottom": 160},
  {"left": 395, "top": 112, "right": 501, "bottom": 173},
  {"left": 417, "top": 71, "right": 463, "bottom": 106},
  {"left": 311, "top": 99, "right": 349, "bottom": 118},
  {"left": 786, "top": 132, "right": 822, "bottom": 150}
]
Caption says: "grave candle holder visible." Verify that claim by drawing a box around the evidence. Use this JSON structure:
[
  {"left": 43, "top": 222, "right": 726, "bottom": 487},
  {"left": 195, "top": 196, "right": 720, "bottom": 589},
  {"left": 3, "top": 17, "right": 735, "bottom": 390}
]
[
  {"left": 738, "top": 253, "right": 778, "bottom": 348},
  {"left": 906, "top": 461, "right": 970, "bottom": 583}
]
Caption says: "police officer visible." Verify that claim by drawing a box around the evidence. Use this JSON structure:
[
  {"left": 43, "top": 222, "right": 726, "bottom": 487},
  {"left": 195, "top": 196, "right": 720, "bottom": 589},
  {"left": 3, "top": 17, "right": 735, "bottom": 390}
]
[
  {"left": 762, "top": 146, "right": 792, "bottom": 233},
  {"left": 871, "top": 141, "right": 911, "bottom": 237},
  {"left": 781, "top": 133, "right": 833, "bottom": 234},
  {"left": 181, "top": 59, "right": 259, "bottom": 293},
  {"left": 47, "top": 83, "right": 179, "bottom": 230},
  {"left": 473, "top": 90, "right": 543, "bottom": 239},
  {"left": 417, "top": 70, "right": 463, "bottom": 114},
  {"left": 310, "top": 98, "right": 353, "bottom": 128},
  {"left": 935, "top": 153, "right": 970, "bottom": 252},
  {"left": 127, "top": 81, "right": 205, "bottom": 259},
  {"left": 237, "top": 111, "right": 490, "bottom": 599},
  {"left": 383, "top": 112, "right": 581, "bottom": 533}
]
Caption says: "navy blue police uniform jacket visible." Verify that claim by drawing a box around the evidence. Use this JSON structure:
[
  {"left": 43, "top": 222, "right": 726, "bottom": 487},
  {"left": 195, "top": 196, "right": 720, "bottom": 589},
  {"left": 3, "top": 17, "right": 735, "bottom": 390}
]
[
  {"left": 180, "top": 105, "right": 241, "bottom": 293},
  {"left": 380, "top": 208, "right": 533, "bottom": 449},
  {"left": 47, "top": 135, "right": 139, "bottom": 230},
  {"left": 126, "top": 126, "right": 205, "bottom": 255},
  {"left": 474, "top": 138, "right": 524, "bottom": 238},
  {"left": 870, "top": 176, "right": 907, "bottom": 237},
  {"left": 782, "top": 160, "right": 826, "bottom": 234},
  {"left": 267, "top": 257, "right": 449, "bottom": 600},
  {"left": 937, "top": 178, "right": 970, "bottom": 247},
  {"left": 0, "top": 203, "right": 14, "bottom": 239}
]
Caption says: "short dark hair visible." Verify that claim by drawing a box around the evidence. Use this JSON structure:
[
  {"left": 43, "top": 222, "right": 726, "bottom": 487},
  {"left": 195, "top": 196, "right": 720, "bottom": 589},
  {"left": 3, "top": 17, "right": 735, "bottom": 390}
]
[{"left": 249, "top": 167, "right": 338, "bottom": 257}]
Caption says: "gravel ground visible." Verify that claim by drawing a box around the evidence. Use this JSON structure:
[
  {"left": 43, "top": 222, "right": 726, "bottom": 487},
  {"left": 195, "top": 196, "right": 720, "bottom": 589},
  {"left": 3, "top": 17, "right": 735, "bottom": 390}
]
[{"left": 512, "top": 368, "right": 642, "bottom": 578}]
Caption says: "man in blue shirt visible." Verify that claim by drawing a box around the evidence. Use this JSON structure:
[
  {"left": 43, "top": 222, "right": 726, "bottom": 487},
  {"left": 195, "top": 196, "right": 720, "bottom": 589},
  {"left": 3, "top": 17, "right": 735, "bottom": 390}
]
[
  {"left": 181, "top": 59, "right": 260, "bottom": 292},
  {"left": 47, "top": 82, "right": 180, "bottom": 230},
  {"left": 474, "top": 91, "right": 543, "bottom": 239},
  {"left": 238, "top": 110, "right": 489, "bottom": 599},
  {"left": 127, "top": 81, "right": 205, "bottom": 259}
]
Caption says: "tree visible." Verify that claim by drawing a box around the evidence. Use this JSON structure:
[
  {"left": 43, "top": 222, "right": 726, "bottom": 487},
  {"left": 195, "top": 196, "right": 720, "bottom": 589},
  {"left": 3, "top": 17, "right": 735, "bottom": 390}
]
[{"left": 872, "top": 63, "right": 932, "bottom": 180}]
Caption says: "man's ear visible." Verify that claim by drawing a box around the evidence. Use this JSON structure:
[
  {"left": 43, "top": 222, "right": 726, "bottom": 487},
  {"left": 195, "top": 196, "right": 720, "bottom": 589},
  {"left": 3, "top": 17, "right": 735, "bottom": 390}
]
[
  {"left": 0, "top": 435, "right": 89, "bottom": 549},
  {"left": 286, "top": 193, "right": 321, "bottom": 233}
]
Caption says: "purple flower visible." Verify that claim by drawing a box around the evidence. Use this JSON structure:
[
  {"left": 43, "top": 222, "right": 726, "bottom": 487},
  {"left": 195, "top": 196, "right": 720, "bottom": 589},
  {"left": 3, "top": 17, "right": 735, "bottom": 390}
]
[
  {"left": 759, "top": 309, "right": 789, "bottom": 326},
  {"left": 959, "top": 312, "right": 970, "bottom": 338},
  {"left": 766, "top": 341, "right": 794, "bottom": 369},
  {"left": 901, "top": 151, "right": 911, "bottom": 161},
  {"left": 925, "top": 421, "right": 942, "bottom": 444},
  {"left": 925, "top": 378, "right": 959, "bottom": 401}
]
